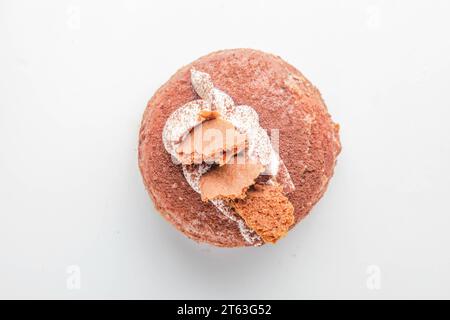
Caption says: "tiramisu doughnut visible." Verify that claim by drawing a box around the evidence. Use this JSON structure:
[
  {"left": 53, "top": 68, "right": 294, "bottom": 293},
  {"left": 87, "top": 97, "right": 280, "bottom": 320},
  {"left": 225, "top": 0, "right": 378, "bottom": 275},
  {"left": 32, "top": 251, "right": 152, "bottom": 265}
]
[{"left": 138, "top": 49, "right": 341, "bottom": 247}]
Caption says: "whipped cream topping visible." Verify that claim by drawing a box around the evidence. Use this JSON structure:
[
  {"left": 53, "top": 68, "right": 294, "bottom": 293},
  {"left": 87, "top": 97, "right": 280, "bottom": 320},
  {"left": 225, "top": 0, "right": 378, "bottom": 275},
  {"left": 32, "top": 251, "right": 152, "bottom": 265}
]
[
  {"left": 162, "top": 69, "right": 294, "bottom": 246},
  {"left": 162, "top": 99, "right": 210, "bottom": 162}
]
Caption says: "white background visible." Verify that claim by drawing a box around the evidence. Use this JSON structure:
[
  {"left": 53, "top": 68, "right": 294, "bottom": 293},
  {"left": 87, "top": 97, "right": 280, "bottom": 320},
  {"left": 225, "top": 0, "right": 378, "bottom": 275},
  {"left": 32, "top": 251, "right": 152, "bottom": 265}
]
[{"left": 1, "top": 0, "right": 450, "bottom": 299}]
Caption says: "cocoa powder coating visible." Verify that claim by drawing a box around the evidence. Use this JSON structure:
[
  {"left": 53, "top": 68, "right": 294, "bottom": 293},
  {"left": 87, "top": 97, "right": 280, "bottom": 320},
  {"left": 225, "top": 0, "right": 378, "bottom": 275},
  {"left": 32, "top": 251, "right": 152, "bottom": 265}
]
[{"left": 138, "top": 49, "right": 341, "bottom": 247}]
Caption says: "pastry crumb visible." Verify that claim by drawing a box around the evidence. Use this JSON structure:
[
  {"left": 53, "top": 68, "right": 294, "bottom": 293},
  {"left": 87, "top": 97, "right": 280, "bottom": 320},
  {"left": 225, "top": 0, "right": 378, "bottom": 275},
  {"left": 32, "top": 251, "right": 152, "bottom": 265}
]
[{"left": 229, "top": 184, "right": 294, "bottom": 243}]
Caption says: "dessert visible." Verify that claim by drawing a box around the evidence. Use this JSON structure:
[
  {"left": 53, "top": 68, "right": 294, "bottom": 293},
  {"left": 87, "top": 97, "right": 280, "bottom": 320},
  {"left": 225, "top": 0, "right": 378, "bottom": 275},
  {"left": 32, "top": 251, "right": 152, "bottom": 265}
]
[{"left": 138, "top": 49, "right": 341, "bottom": 247}]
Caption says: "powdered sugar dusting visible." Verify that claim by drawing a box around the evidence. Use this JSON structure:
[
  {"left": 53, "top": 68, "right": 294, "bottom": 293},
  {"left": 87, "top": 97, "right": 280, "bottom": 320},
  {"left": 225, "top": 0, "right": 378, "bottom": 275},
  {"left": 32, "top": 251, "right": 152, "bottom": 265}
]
[
  {"left": 210, "top": 88, "right": 235, "bottom": 113},
  {"left": 226, "top": 105, "right": 272, "bottom": 167},
  {"left": 267, "top": 149, "right": 280, "bottom": 176},
  {"left": 226, "top": 105, "right": 260, "bottom": 130},
  {"left": 182, "top": 163, "right": 212, "bottom": 193},
  {"left": 190, "top": 68, "right": 213, "bottom": 100},
  {"left": 268, "top": 160, "right": 295, "bottom": 194},
  {"left": 162, "top": 99, "right": 211, "bottom": 158}
]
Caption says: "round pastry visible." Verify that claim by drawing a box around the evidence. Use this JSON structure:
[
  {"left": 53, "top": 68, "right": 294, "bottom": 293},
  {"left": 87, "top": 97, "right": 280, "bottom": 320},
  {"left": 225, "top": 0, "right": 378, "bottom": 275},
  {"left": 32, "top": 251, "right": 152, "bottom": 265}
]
[{"left": 138, "top": 49, "right": 341, "bottom": 247}]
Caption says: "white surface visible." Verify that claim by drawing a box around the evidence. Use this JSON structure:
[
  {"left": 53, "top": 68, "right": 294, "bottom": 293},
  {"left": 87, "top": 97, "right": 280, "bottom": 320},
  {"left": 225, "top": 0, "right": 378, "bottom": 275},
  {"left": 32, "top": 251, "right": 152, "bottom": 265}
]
[{"left": 1, "top": 0, "right": 450, "bottom": 299}]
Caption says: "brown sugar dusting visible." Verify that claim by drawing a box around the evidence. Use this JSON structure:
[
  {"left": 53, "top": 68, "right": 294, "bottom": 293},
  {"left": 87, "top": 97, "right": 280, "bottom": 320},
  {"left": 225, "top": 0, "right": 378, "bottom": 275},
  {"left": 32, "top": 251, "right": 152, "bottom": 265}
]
[
  {"left": 199, "top": 156, "right": 264, "bottom": 201},
  {"left": 229, "top": 184, "right": 294, "bottom": 243},
  {"left": 176, "top": 118, "right": 247, "bottom": 166}
]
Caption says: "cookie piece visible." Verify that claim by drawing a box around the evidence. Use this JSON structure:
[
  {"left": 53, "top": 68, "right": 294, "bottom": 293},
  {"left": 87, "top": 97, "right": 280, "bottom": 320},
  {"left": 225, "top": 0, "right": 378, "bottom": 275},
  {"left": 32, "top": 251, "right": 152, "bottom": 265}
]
[{"left": 229, "top": 184, "right": 294, "bottom": 243}]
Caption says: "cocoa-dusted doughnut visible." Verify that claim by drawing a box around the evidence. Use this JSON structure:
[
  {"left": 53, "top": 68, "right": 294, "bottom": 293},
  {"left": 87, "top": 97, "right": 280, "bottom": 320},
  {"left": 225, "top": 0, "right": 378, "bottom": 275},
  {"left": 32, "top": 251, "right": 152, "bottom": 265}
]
[{"left": 138, "top": 49, "right": 341, "bottom": 247}]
